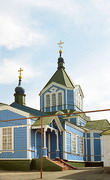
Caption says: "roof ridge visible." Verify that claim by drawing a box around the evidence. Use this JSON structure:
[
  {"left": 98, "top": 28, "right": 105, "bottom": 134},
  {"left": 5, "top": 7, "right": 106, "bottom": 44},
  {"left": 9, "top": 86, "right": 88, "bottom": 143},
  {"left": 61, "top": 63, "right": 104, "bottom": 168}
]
[
  {"left": 62, "top": 69, "right": 75, "bottom": 87},
  {"left": 90, "top": 119, "right": 108, "bottom": 122}
]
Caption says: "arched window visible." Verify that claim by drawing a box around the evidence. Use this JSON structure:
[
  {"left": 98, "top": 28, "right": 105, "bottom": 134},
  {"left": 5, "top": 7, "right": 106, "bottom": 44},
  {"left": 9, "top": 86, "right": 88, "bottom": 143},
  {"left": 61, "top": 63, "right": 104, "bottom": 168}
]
[
  {"left": 46, "top": 95, "right": 50, "bottom": 107},
  {"left": 52, "top": 93, "right": 56, "bottom": 106},
  {"left": 58, "top": 92, "right": 62, "bottom": 105}
]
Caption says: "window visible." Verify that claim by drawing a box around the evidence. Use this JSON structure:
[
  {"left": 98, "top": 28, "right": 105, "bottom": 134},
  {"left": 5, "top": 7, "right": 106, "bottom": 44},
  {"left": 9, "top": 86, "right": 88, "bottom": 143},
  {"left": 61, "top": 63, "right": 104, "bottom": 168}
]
[
  {"left": 80, "top": 136, "right": 83, "bottom": 155},
  {"left": 2, "top": 128, "right": 13, "bottom": 150},
  {"left": 52, "top": 94, "right": 56, "bottom": 106},
  {"left": 46, "top": 95, "right": 50, "bottom": 107},
  {"left": 58, "top": 92, "right": 62, "bottom": 105},
  {"left": 71, "top": 133, "right": 76, "bottom": 154}
]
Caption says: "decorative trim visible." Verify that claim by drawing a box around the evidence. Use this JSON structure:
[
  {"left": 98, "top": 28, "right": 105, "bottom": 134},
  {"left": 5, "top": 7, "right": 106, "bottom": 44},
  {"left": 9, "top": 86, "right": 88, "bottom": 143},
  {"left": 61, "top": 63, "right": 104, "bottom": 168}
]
[
  {"left": 63, "top": 130, "right": 67, "bottom": 159},
  {"left": 0, "top": 125, "right": 31, "bottom": 128},
  {"left": 27, "top": 125, "right": 31, "bottom": 159},
  {"left": 40, "top": 82, "right": 73, "bottom": 95},
  {"left": 0, "top": 105, "right": 30, "bottom": 118},
  {"left": 90, "top": 133, "right": 94, "bottom": 161},
  {"left": 48, "top": 134, "right": 50, "bottom": 158},
  {"left": 65, "top": 121, "right": 85, "bottom": 132},
  {"left": 0, "top": 149, "right": 35, "bottom": 152},
  {"left": 43, "top": 89, "right": 64, "bottom": 112}
]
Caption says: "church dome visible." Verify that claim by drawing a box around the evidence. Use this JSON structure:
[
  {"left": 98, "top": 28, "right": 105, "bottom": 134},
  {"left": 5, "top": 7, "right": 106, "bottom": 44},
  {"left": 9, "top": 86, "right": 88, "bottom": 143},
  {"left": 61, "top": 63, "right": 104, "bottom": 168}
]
[
  {"left": 15, "top": 86, "right": 25, "bottom": 94},
  {"left": 58, "top": 57, "right": 64, "bottom": 63}
]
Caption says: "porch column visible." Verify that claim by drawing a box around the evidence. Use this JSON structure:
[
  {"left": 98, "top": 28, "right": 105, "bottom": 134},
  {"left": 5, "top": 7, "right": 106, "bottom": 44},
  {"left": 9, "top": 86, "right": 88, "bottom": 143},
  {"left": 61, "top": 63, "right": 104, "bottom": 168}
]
[
  {"left": 55, "top": 130, "right": 60, "bottom": 158},
  {"left": 42, "top": 127, "right": 47, "bottom": 157}
]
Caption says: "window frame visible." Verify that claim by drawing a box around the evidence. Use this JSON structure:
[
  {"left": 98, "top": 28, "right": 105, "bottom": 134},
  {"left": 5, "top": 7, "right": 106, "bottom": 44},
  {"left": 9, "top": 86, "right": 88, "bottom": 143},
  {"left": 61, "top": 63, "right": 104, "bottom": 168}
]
[{"left": 2, "top": 127, "right": 14, "bottom": 151}]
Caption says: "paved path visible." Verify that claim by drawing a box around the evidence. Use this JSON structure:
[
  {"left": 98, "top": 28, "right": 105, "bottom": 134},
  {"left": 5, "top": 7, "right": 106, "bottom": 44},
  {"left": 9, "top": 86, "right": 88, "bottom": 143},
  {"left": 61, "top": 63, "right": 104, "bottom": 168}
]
[{"left": 0, "top": 167, "right": 109, "bottom": 180}]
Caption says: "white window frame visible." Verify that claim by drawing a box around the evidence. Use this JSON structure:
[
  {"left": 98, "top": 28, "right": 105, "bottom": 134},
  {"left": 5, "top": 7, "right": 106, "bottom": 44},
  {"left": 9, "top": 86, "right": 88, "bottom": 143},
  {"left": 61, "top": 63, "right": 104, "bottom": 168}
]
[
  {"left": 2, "top": 127, "right": 14, "bottom": 151},
  {"left": 80, "top": 136, "right": 84, "bottom": 155},
  {"left": 58, "top": 92, "right": 63, "bottom": 106},
  {"left": 52, "top": 93, "right": 56, "bottom": 106},
  {"left": 46, "top": 94, "right": 50, "bottom": 107},
  {"left": 44, "top": 89, "right": 64, "bottom": 110},
  {"left": 71, "top": 133, "right": 76, "bottom": 154}
]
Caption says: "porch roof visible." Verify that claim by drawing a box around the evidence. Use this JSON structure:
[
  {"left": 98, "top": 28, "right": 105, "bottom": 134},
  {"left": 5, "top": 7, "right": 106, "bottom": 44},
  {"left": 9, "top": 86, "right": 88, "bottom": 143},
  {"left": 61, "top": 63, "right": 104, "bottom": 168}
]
[
  {"left": 101, "top": 129, "right": 110, "bottom": 135},
  {"left": 32, "top": 116, "right": 64, "bottom": 131},
  {"left": 32, "top": 116, "right": 55, "bottom": 126}
]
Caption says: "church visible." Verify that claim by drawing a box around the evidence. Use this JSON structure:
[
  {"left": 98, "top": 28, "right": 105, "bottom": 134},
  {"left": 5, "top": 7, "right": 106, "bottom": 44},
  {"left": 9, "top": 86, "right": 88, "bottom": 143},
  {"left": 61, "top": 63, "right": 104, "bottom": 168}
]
[{"left": 0, "top": 42, "right": 110, "bottom": 171}]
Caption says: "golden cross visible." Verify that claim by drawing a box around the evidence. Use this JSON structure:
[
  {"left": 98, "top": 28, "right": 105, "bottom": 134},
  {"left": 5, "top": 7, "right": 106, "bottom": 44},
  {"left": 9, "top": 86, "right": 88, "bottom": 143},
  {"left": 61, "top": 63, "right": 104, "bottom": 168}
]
[
  {"left": 57, "top": 40, "right": 64, "bottom": 50},
  {"left": 18, "top": 68, "right": 23, "bottom": 80}
]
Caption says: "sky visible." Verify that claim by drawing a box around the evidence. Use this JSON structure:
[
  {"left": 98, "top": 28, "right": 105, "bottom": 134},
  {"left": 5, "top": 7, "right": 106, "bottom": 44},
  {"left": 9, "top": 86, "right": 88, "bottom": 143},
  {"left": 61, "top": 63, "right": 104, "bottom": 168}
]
[{"left": 0, "top": 0, "right": 110, "bottom": 121}]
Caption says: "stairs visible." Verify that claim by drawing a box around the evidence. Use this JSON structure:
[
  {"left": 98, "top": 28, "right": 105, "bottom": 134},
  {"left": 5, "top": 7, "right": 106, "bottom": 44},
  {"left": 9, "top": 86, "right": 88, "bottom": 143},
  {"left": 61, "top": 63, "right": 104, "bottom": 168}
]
[{"left": 46, "top": 157, "right": 77, "bottom": 171}]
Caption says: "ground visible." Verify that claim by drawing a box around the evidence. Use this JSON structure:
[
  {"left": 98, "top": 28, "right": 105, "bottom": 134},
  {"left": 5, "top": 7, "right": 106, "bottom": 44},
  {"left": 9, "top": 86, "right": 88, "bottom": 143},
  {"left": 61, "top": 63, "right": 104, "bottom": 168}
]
[{"left": 0, "top": 167, "right": 110, "bottom": 180}]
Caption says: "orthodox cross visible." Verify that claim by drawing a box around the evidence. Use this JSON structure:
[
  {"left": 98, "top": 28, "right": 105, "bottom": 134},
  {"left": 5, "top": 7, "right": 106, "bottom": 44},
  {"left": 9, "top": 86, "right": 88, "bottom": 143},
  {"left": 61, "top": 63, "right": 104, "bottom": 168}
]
[
  {"left": 57, "top": 40, "right": 64, "bottom": 56},
  {"left": 18, "top": 68, "right": 23, "bottom": 85},
  {"left": 58, "top": 40, "right": 64, "bottom": 50}
]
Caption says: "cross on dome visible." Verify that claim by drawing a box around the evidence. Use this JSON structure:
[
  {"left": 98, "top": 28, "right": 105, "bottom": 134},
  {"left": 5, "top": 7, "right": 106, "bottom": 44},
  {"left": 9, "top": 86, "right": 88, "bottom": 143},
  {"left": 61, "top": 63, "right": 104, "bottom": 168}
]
[
  {"left": 18, "top": 68, "right": 23, "bottom": 86},
  {"left": 18, "top": 68, "right": 23, "bottom": 80},
  {"left": 57, "top": 40, "right": 64, "bottom": 57}
]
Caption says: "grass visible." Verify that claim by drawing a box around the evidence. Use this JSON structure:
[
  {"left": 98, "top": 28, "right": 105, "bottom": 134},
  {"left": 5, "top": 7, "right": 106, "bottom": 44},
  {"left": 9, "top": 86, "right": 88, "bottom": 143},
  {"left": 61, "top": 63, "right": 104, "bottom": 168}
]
[
  {"left": 0, "top": 160, "right": 31, "bottom": 171},
  {"left": 31, "top": 158, "right": 62, "bottom": 171},
  {"left": 67, "top": 161, "right": 85, "bottom": 167}
]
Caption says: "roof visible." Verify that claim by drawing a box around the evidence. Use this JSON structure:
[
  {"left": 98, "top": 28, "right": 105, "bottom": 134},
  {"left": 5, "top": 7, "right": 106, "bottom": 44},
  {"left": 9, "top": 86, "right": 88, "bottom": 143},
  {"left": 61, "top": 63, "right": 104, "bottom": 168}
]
[
  {"left": 32, "top": 116, "right": 64, "bottom": 131},
  {"left": 45, "top": 109, "right": 90, "bottom": 122},
  {"left": 0, "top": 103, "right": 8, "bottom": 106},
  {"left": 85, "top": 119, "right": 110, "bottom": 131},
  {"left": 10, "top": 102, "right": 45, "bottom": 117},
  {"left": 41, "top": 68, "right": 75, "bottom": 91},
  {"left": 32, "top": 116, "right": 55, "bottom": 126},
  {"left": 101, "top": 129, "right": 110, "bottom": 135}
]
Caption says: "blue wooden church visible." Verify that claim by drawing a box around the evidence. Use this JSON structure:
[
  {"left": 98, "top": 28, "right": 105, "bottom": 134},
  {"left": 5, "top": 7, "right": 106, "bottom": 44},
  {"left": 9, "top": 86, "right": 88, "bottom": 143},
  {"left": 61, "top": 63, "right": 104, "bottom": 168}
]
[{"left": 0, "top": 45, "right": 110, "bottom": 170}]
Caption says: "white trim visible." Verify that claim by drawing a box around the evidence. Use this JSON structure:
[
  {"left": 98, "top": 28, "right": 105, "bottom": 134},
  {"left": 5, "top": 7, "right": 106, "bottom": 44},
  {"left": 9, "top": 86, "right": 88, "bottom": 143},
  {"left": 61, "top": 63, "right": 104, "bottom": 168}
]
[
  {"left": 12, "top": 127, "right": 14, "bottom": 151},
  {"left": 76, "top": 135, "right": 80, "bottom": 154},
  {"left": 40, "top": 82, "right": 73, "bottom": 95},
  {"left": 48, "top": 134, "right": 50, "bottom": 158},
  {"left": 90, "top": 133, "right": 94, "bottom": 161},
  {"left": 0, "top": 125, "right": 31, "bottom": 128},
  {"left": 101, "top": 136, "right": 103, "bottom": 161},
  {"left": 65, "top": 121, "right": 85, "bottom": 133},
  {"left": 1, "top": 127, "right": 14, "bottom": 152},
  {"left": 0, "top": 128, "right": 2, "bottom": 152},
  {"left": 84, "top": 137, "right": 101, "bottom": 140},
  {"left": 43, "top": 89, "right": 64, "bottom": 112},
  {"left": 27, "top": 126, "right": 31, "bottom": 159},
  {"left": 63, "top": 130, "right": 67, "bottom": 159},
  {"left": 86, "top": 130, "right": 102, "bottom": 133},
  {"left": 35, "top": 130, "right": 37, "bottom": 158},
  {"left": 0, "top": 105, "right": 30, "bottom": 118},
  {"left": 85, "top": 134, "right": 88, "bottom": 161},
  {"left": 32, "top": 116, "right": 64, "bottom": 132},
  {"left": 65, "top": 89, "right": 67, "bottom": 109},
  {"left": 55, "top": 130, "right": 59, "bottom": 151},
  {"left": 44, "top": 127, "right": 47, "bottom": 148}
]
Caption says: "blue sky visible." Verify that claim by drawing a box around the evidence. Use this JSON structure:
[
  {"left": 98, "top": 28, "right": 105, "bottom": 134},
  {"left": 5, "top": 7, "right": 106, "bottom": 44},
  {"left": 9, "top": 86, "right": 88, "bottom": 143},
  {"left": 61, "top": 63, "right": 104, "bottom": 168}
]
[{"left": 0, "top": 0, "right": 110, "bottom": 121}]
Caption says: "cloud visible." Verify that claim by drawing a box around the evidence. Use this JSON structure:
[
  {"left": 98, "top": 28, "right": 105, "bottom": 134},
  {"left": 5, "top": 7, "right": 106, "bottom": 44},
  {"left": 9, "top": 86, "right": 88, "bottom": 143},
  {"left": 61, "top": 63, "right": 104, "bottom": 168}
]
[
  {"left": 0, "top": 14, "right": 47, "bottom": 49},
  {"left": 1, "top": 0, "right": 110, "bottom": 50},
  {"left": 0, "top": 57, "right": 43, "bottom": 84},
  {"left": 70, "top": 48, "right": 110, "bottom": 120}
]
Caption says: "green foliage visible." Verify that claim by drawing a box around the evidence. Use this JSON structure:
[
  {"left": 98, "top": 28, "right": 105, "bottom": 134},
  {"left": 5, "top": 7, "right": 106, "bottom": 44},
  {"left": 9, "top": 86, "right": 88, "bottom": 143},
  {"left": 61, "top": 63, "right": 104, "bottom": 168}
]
[
  {"left": 31, "top": 158, "right": 62, "bottom": 171},
  {"left": 67, "top": 162, "right": 85, "bottom": 167},
  {"left": 0, "top": 160, "right": 31, "bottom": 171}
]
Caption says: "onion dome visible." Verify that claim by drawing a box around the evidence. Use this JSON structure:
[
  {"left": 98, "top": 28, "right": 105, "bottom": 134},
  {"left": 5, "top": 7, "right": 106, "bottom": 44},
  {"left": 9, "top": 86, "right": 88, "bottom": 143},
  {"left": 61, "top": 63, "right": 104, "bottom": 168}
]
[
  {"left": 14, "top": 68, "right": 26, "bottom": 105},
  {"left": 15, "top": 86, "right": 25, "bottom": 94},
  {"left": 57, "top": 49, "right": 65, "bottom": 69}
]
